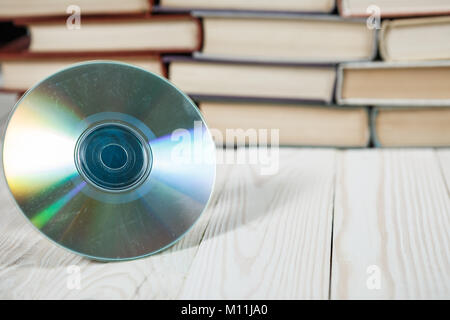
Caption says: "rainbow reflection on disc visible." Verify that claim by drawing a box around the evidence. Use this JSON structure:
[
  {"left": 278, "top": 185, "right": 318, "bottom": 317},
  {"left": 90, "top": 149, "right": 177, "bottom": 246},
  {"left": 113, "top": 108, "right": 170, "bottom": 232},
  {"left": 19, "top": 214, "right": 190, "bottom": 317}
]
[{"left": 2, "top": 61, "right": 216, "bottom": 261}]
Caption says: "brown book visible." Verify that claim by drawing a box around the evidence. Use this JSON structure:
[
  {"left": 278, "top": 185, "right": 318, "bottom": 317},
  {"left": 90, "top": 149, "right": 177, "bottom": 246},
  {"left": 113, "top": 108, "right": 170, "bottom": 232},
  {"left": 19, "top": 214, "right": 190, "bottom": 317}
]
[
  {"left": 199, "top": 101, "right": 369, "bottom": 147},
  {"left": 337, "top": 61, "right": 450, "bottom": 106},
  {"left": 379, "top": 16, "right": 450, "bottom": 62},
  {"left": 167, "top": 57, "right": 336, "bottom": 104},
  {"left": 0, "top": 54, "right": 164, "bottom": 92},
  {"left": 0, "top": 88, "right": 25, "bottom": 98},
  {"left": 372, "top": 107, "right": 450, "bottom": 147},
  {"left": 195, "top": 12, "right": 377, "bottom": 64},
  {"left": 338, "top": 0, "right": 450, "bottom": 18},
  {"left": 0, "top": 0, "right": 153, "bottom": 20},
  {"left": 12, "top": 15, "right": 201, "bottom": 54}
]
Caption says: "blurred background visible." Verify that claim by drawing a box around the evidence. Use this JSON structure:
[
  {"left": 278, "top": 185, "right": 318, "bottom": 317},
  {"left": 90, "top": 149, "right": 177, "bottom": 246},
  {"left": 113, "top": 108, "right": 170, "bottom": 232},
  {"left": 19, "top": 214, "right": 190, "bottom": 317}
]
[{"left": 0, "top": 0, "right": 449, "bottom": 148}]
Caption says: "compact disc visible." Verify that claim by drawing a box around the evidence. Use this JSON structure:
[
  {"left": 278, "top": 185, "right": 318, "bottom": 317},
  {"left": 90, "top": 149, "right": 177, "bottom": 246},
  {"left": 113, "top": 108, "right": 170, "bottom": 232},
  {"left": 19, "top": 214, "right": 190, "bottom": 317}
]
[{"left": 2, "top": 61, "right": 216, "bottom": 261}]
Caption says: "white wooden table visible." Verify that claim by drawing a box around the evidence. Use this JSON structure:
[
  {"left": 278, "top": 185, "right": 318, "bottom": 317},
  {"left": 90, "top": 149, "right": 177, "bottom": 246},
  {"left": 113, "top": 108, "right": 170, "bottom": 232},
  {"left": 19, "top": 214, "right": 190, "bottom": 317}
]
[{"left": 0, "top": 148, "right": 449, "bottom": 299}]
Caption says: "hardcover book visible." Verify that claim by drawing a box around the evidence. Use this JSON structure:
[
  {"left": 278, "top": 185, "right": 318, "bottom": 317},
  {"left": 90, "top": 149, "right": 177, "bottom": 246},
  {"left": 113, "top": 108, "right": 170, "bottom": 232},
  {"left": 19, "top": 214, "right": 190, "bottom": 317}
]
[
  {"left": 166, "top": 57, "right": 336, "bottom": 104},
  {"left": 157, "top": 0, "right": 335, "bottom": 13},
  {"left": 0, "top": 55, "right": 164, "bottom": 92},
  {"left": 336, "top": 61, "right": 450, "bottom": 106},
  {"left": 372, "top": 107, "right": 450, "bottom": 147},
  {"left": 194, "top": 12, "right": 378, "bottom": 64},
  {"left": 12, "top": 15, "right": 201, "bottom": 54},
  {"left": 379, "top": 16, "right": 450, "bottom": 62},
  {"left": 0, "top": 0, "right": 153, "bottom": 20},
  {"left": 199, "top": 101, "right": 370, "bottom": 147},
  {"left": 338, "top": 0, "right": 450, "bottom": 18}
]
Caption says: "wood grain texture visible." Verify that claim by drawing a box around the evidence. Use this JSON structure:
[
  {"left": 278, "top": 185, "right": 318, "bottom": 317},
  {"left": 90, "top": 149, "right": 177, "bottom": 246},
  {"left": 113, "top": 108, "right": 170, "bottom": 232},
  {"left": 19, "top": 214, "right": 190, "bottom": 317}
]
[
  {"left": 437, "top": 149, "right": 450, "bottom": 194},
  {"left": 1, "top": 147, "right": 449, "bottom": 299},
  {"left": 0, "top": 140, "right": 231, "bottom": 299},
  {"left": 331, "top": 149, "right": 450, "bottom": 299},
  {"left": 179, "top": 148, "right": 336, "bottom": 299}
]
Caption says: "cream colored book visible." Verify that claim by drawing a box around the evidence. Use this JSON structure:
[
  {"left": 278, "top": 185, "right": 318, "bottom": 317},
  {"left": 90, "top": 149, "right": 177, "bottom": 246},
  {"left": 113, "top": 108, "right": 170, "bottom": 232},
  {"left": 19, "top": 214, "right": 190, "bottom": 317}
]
[
  {"left": 338, "top": 0, "right": 450, "bottom": 17},
  {"left": 380, "top": 16, "right": 450, "bottom": 62},
  {"left": 0, "top": 0, "right": 151, "bottom": 18},
  {"left": 199, "top": 101, "right": 369, "bottom": 147},
  {"left": 195, "top": 13, "right": 377, "bottom": 63},
  {"left": 159, "top": 0, "right": 335, "bottom": 13},
  {"left": 373, "top": 107, "right": 450, "bottom": 147},
  {"left": 0, "top": 56, "right": 163, "bottom": 92},
  {"left": 168, "top": 59, "right": 336, "bottom": 103},
  {"left": 26, "top": 17, "right": 200, "bottom": 53},
  {"left": 337, "top": 61, "right": 450, "bottom": 106}
]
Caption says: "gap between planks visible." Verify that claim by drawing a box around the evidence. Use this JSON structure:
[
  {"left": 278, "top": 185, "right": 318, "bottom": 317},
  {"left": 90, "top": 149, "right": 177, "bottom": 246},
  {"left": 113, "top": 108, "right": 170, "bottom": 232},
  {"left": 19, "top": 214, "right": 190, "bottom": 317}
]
[
  {"left": 178, "top": 148, "right": 337, "bottom": 299},
  {"left": 1, "top": 147, "right": 449, "bottom": 299},
  {"left": 331, "top": 149, "right": 450, "bottom": 299},
  {"left": 0, "top": 144, "right": 232, "bottom": 299}
]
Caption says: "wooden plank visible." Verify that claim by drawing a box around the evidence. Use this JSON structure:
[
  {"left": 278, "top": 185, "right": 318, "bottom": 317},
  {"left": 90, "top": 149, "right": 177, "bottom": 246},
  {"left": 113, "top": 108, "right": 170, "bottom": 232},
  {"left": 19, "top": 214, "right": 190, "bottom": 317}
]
[
  {"left": 179, "top": 148, "right": 336, "bottom": 299},
  {"left": 0, "top": 145, "right": 229, "bottom": 299},
  {"left": 331, "top": 149, "right": 450, "bottom": 299},
  {"left": 437, "top": 149, "right": 450, "bottom": 194}
]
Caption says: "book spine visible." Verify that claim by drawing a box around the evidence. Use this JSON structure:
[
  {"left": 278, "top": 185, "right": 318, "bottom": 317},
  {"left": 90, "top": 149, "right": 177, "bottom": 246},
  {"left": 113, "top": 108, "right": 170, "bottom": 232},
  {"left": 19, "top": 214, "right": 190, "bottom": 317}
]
[
  {"left": 0, "top": 87, "right": 24, "bottom": 95},
  {"left": 160, "top": 58, "right": 169, "bottom": 79},
  {"left": 163, "top": 55, "right": 337, "bottom": 67},
  {"left": 335, "top": 64, "right": 345, "bottom": 105},
  {"left": 195, "top": 16, "right": 204, "bottom": 52},
  {"left": 183, "top": 94, "right": 333, "bottom": 106},
  {"left": 156, "top": 2, "right": 336, "bottom": 14},
  {"left": 370, "top": 107, "right": 381, "bottom": 147},
  {"left": 378, "top": 20, "right": 392, "bottom": 61}
]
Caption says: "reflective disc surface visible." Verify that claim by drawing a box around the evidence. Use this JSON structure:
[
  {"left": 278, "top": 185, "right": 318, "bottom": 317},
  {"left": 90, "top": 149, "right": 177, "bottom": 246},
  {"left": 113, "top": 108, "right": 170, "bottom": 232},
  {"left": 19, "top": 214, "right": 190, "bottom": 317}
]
[{"left": 2, "top": 61, "right": 216, "bottom": 261}]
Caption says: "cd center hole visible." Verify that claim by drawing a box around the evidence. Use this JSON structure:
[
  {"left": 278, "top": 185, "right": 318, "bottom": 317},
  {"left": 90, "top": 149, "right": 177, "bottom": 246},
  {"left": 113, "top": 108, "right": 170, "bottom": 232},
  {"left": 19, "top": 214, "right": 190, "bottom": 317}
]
[{"left": 100, "top": 144, "right": 128, "bottom": 170}]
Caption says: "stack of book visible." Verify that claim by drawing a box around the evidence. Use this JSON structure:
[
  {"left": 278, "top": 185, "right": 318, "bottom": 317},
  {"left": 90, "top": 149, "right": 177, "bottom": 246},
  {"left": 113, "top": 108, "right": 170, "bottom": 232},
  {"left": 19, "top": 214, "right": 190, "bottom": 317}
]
[
  {"left": 0, "top": 0, "right": 199, "bottom": 94},
  {"left": 337, "top": 11, "right": 450, "bottom": 147},
  {"left": 165, "top": 5, "right": 376, "bottom": 148},
  {"left": 1, "top": 0, "right": 450, "bottom": 147}
]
